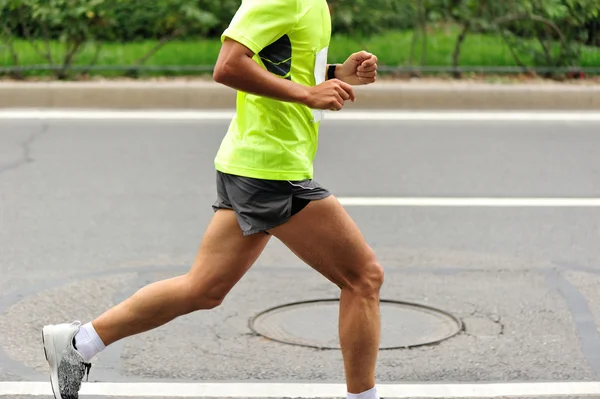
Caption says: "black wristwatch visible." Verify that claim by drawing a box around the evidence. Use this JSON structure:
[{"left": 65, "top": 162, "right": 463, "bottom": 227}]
[{"left": 327, "top": 64, "right": 338, "bottom": 80}]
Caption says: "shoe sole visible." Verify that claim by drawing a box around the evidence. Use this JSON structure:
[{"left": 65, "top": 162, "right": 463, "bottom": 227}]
[{"left": 42, "top": 326, "right": 62, "bottom": 399}]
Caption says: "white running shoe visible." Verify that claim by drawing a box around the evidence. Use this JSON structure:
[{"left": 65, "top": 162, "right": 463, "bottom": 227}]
[{"left": 42, "top": 321, "right": 92, "bottom": 399}]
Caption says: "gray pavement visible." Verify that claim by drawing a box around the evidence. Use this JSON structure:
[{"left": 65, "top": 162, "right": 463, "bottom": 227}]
[{"left": 1, "top": 117, "right": 600, "bottom": 397}]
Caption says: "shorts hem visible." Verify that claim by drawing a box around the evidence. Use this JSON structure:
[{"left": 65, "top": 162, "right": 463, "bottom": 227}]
[
  {"left": 294, "top": 191, "right": 332, "bottom": 202},
  {"left": 242, "top": 219, "right": 289, "bottom": 236},
  {"left": 212, "top": 202, "right": 233, "bottom": 213}
]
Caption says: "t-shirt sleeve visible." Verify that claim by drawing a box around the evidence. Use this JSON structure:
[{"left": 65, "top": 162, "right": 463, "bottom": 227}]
[{"left": 221, "top": 0, "right": 300, "bottom": 55}]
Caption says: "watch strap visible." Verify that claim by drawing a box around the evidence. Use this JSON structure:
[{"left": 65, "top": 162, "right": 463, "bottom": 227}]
[{"left": 327, "top": 64, "right": 337, "bottom": 80}]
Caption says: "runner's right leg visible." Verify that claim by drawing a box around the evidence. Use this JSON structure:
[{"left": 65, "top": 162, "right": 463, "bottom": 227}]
[{"left": 42, "top": 209, "right": 270, "bottom": 399}]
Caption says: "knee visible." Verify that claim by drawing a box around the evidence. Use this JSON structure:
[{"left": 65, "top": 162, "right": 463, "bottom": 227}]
[
  {"left": 195, "top": 292, "right": 225, "bottom": 310},
  {"left": 361, "top": 260, "right": 385, "bottom": 297},
  {"left": 181, "top": 275, "right": 227, "bottom": 312},
  {"left": 344, "top": 253, "right": 384, "bottom": 299}
]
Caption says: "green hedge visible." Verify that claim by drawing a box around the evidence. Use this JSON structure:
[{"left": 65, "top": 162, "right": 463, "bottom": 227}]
[
  {"left": 0, "top": 0, "right": 409, "bottom": 41},
  {"left": 0, "top": 0, "right": 598, "bottom": 79},
  {"left": 1, "top": 0, "right": 598, "bottom": 44}
]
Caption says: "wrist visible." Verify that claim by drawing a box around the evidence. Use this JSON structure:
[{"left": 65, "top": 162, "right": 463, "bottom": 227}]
[{"left": 294, "top": 84, "right": 312, "bottom": 106}]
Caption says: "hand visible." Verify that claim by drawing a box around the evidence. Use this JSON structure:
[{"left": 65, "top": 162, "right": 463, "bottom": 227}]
[
  {"left": 336, "top": 51, "right": 378, "bottom": 86},
  {"left": 302, "top": 79, "right": 355, "bottom": 111}
]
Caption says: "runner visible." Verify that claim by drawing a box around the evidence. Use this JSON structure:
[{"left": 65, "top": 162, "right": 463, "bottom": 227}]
[{"left": 41, "top": 1, "right": 382, "bottom": 398}]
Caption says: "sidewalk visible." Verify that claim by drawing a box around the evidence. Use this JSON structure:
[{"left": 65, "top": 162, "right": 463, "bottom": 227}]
[{"left": 1, "top": 81, "right": 599, "bottom": 110}]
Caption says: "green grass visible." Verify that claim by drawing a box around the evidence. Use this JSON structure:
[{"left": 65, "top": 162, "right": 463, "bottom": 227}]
[{"left": 1, "top": 26, "right": 599, "bottom": 78}]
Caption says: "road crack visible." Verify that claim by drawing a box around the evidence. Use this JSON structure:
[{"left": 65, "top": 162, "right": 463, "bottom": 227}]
[
  {"left": 0, "top": 124, "right": 48, "bottom": 175},
  {"left": 462, "top": 308, "right": 505, "bottom": 337}
]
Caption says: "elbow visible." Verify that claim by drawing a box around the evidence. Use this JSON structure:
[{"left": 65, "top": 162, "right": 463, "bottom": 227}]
[
  {"left": 213, "top": 65, "right": 226, "bottom": 84},
  {"left": 213, "top": 61, "right": 234, "bottom": 85}
]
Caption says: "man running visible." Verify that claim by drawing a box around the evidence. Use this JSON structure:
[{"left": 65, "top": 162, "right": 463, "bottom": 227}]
[{"left": 42, "top": 0, "right": 383, "bottom": 398}]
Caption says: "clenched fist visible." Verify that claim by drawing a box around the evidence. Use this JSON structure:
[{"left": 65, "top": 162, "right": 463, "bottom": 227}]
[
  {"left": 302, "top": 79, "right": 356, "bottom": 111},
  {"left": 337, "top": 51, "right": 378, "bottom": 86}
]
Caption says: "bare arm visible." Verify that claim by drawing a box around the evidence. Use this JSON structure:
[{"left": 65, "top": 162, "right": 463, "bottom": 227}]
[
  {"left": 214, "top": 39, "right": 354, "bottom": 110},
  {"left": 214, "top": 38, "right": 310, "bottom": 104}
]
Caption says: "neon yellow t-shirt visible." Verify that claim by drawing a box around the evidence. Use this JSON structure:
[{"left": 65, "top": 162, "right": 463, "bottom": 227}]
[{"left": 214, "top": 0, "right": 332, "bottom": 181}]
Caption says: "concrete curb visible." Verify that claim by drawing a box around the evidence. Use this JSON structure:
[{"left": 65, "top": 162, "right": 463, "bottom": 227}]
[{"left": 1, "top": 82, "right": 599, "bottom": 110}]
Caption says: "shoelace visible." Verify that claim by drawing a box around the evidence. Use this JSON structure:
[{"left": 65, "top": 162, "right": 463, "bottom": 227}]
[{"left": 82, "top": 362, "right": 92, "bottom": 382}]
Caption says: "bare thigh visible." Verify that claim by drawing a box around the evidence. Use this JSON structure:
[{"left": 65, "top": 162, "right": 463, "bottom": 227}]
[
  {"left": 268, "top": 195, "right": 381, "bottom": 289},
  {"left": 187, "top": 209, "right": 271, "bottom": 303}
]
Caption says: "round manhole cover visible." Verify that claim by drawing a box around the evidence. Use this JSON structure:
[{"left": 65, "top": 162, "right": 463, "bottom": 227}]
[{"left": 249, "top": 299, "right": 462, "bottom": 350}]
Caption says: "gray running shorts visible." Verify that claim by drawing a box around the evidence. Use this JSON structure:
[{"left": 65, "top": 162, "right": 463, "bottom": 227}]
[{"left": 212, "top": 171, "right": 331, "bottom": 236}]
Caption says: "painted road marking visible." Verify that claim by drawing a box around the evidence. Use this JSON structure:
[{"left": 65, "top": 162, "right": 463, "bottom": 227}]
[
  {"left": 1, "top": 110, "right": 600, "bottom": 121},
  {"left": 338, "top": 197, "right": 600, "bottom": 207},
  {"left": 2, "top": 381, "right": 600, "bottom": 397}
]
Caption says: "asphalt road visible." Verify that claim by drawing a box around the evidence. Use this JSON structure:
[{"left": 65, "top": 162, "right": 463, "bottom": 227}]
[{"left": 1, "top": 116, "right": 600, "bottom": 397}]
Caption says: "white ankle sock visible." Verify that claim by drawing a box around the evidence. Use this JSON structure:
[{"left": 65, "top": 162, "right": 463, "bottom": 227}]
[
  {"left": 347, "top": 386, "right": 379, "bottom": 399},
  {"left": 74, "top": 322, "right": 106, "bottom": 362}
]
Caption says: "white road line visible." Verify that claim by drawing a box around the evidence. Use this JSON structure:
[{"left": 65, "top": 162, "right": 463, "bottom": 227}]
[
  {"left": 1, "top": 110, "right": 600, "bottom": 121},
  {"left": 338, "top": 197, "right": 600, "bottom": 207},
  {"left": 2, "top": 381, "right": 600, "bottom": 397}
]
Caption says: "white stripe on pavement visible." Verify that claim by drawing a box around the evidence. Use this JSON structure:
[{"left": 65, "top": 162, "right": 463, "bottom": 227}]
[
  {"left": 1, "top": 110, "right": 600, "bottom": 121},
  {"left": 2, "top": 381, "right": 600, "bottom": 398},
  {"left": 337, "top": 197, "right": 600, "bottom": 207}
]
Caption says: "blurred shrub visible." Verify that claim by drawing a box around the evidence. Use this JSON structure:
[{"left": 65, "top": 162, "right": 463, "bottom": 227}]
[
  {"left": 414, "top": 0, "right": 599, "bottom": 74},
  {"left": 0, "top": 0, "right": 598, "bottom": 80},
  {"left": 327, "top": 0, "right": 414, "bottom": 36},
  {"left": 98, "top": 0, "right": 218, "bottom": 41},
  {"left": 0, "top": 0, "right": 217, "bottom": 78}
]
